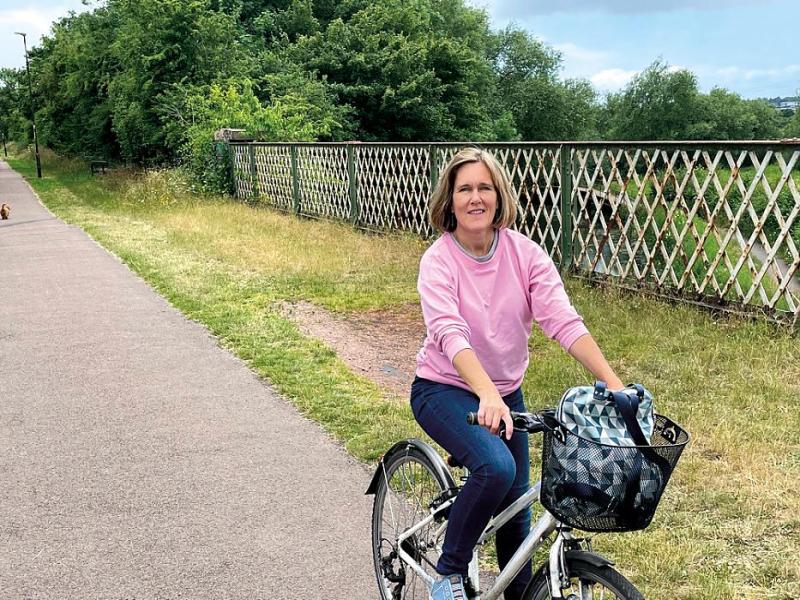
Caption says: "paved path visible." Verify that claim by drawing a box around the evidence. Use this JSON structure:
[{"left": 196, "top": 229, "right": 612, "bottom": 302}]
[{"left": 0, "top": 161, "right": 376, "bottom": 599}]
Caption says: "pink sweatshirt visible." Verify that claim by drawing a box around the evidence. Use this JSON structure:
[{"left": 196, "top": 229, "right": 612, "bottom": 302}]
[{"left": 415, "top": 228, "right": 589, "bottom": 395}]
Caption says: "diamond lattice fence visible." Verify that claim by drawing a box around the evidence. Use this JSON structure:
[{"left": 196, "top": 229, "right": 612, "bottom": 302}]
[
  {"left": 571, "top": 145, "right": 800, "bottom": 321},
  {"left": 229, "top": 142, "right": 800, "bottom": 326},
  {"left": 486, "top": 145, "right": 563, "bottom": 264},
  {"left": 356, "top": 145, "right": 432, "bottom": 236},
  {"left": 253, "top": 145, "right": 293, "bottom": 212},
  {"left": 231, "top": 144, "right": 253, "bottom": 200},
  {"left": 296, "top": 145, "right": 349, "bottom": 220}
]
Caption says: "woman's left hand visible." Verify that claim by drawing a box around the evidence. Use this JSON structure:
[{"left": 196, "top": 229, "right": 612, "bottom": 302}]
[{"left": 568, "top": 335, "right": 625, "bottom": 392}]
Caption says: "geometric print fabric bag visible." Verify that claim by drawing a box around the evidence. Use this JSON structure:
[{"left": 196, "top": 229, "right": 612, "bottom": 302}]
[
  {"left": 556, "top": 381, "right": 654, "bottom": 446},
  {"left": 540, "top": 381, "right": 673, "bottom": 532}
]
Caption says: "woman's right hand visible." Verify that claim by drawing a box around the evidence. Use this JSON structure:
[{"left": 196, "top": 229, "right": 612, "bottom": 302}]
[
  {"left": 451, "top": 348, "right": 514, "bottom": 440},
  {"left": 478, "top": 393, "right": 513, "bottom": 440}
]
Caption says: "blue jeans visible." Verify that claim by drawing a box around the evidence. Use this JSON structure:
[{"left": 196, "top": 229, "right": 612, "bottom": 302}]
[{"left": 410, "top": 376, "right": 532, "bottom": 600}]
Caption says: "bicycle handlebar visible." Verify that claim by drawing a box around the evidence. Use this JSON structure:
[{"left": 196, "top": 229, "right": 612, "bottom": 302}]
[{"left": 466, "top": 411, "right": 546, "bottom": 434}]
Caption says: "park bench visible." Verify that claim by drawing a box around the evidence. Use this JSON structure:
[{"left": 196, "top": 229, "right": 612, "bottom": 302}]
[{"left": 90, "top": 160, "right": 109, "bottom": 175}]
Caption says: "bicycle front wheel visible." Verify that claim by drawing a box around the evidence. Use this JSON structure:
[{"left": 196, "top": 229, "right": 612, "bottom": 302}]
[
  {"left": 523, "top": 559, "right": 644, "bottom": 600},
  {"left": 371, "top": 446, "right": 451, "bottom": 600}
]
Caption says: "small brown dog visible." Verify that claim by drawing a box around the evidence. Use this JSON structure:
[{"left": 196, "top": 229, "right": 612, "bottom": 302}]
[{"left": 0, "top": 203, "right": 9, "bottom": 220}]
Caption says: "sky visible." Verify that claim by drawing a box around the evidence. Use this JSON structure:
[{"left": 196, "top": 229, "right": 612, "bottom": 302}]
[
  {"left": 1, "top": 0, "right": 797, "bottom": 99},
  {"left": 0, "top": 1, "right": 88, "bottom": 67},
  {"left": 473, "top": 0, "right": 798, "bottom": 99}
]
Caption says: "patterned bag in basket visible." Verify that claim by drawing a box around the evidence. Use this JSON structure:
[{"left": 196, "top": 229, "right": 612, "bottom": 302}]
[
  {"left": 556, "top": 381, "right": 654, "bottom": 446},
  {"left": 540, "top": 382, "right": 679, "bottom": 532}
]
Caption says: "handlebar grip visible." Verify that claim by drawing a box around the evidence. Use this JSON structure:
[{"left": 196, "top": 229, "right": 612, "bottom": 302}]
[
  {"left": 467, "top": 411, "right": 519, "bottom": 425},
  {"left": 467, "top": 411, "right": 546, "bottom": 435}
]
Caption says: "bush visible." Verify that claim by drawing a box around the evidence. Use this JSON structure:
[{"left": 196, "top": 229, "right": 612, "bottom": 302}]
[{"left": 159, "top": 81, "right": 341, "bottom": 195}]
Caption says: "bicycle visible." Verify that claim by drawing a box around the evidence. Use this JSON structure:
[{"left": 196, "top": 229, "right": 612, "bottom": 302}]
[{"left": 366, "top": 407, "right": 688, "bottom": 600}]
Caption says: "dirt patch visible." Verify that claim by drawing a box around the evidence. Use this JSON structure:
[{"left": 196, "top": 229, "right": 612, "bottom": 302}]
[{"left": 281, "top": 301, "right": 426, "bottom": 399}]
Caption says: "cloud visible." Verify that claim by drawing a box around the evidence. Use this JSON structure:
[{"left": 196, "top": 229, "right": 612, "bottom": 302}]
[
  {"left": 587, "top": 63, "right": 800, "bottom": 95},
  {"left": 545, "top": 41, "right": 618, "bottom": 81},
  {"left": 590, "top": 68, "right": 639, "bottom": 91},
  {"left": 488, "top": 0, "right": 770, "bottom": 17},
  {"left": 722, "top": 65, "right": 800, "bottom": 81}
]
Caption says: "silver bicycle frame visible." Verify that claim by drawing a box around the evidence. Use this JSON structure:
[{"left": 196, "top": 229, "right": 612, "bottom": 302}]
[{"left": 394, "top": 480, "right": 568, "bottom": 600}]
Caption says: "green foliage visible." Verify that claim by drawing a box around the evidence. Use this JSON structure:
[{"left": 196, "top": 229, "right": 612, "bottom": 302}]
[
  {"left": 251, "top": 0, "right": 320, "bottom": 42},
  {"left": 107, "top": 0, "right": 253, "bottom": 164},
  {"left": 291, "top": 0, "right": 507, "bottom": 140},
  {"left": 489, "top": 27, "right": 599, "bottom": 140},
  {"left": 0, "top": 69, "right": 28, "bottom": 144},
  {"left": 786, "top": 98, "right": 800, "bottom": 137},
  {"left": 692, "top": 88, "right": 784, "bottom": 140},
  {"left": 605, "top": 61, "right": 704, "bottom": 140},
  {"left": 31, "top": 8, "right": 119, "bottom": 158},
  {"left": 604, "top": 60, "right": 791, "bottom": 141},
  {"left": 164, "top": 81, "right": 342, "bottom": 193}
]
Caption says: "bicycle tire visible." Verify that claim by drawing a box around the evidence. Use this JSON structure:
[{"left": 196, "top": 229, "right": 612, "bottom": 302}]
[
  {"left": 522, "top": 559, "right": 644, "bottom": 600},
  {"left": 371, "top": 446, "right": 451, "bottom": 600}
]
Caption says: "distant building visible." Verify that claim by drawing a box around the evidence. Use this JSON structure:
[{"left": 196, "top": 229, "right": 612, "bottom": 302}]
[{"left": 767, "top": 96, "right": 799, "bottom": 111}]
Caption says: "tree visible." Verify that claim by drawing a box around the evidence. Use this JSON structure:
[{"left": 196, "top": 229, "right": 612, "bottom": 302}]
[
  {"left": 31, "top": 8, "right": 120, "bottom": 158},
  {"left": 290, "top": 0, "right": 504, "bottom": 141},
  {"left": 692, "top": 88, "right": 783, "bottom": 140},
  {"left": 488, "top": 27, "right": 598, "bottom": 140},
  {"left": 787, "top": 103, "right": 800, "bottom": 137},
  {"left": 107, "top": 0, "right": 252, "bottom": 163},
  {"left": 0, "top": 69, "right": 28, "bottom": 146},
  {"left": 605, "top": 60, "right": 703, "bottom": 140},
  {"left": 162, "top": 80, "right": 340, "bottom": 192}
]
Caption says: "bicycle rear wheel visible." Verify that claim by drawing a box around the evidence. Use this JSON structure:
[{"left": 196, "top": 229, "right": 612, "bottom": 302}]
[
  {"left": 523, "top": 559, "right": 644, "bottom": 600},
  {"left": 371, "top": 446, "right": 452, "bottom": 600}
]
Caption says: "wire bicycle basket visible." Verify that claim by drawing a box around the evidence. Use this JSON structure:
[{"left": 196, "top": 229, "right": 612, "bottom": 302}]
[{"left": 539, "top": 413, "right": 690, "bottom": 532}]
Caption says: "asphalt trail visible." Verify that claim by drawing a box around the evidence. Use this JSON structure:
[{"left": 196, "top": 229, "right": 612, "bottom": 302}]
[{"left": 0, "top": 161, "right": 376, "bottom": 599}]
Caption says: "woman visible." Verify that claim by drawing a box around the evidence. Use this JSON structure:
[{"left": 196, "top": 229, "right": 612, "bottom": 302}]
[{"left": 412, "top": 147, "right": 624, "bottom": 600}]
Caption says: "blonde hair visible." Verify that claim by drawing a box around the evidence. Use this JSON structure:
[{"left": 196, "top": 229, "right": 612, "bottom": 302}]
[{"left": 428, "top": 147, "right": 518, "bottom": 233}]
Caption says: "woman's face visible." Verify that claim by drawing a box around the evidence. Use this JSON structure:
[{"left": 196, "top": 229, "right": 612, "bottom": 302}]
[{"left": 451, "top": 161, "right": 498, "bottom": 236}]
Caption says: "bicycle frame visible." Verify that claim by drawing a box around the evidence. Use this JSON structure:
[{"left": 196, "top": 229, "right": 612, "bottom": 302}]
[{"left": 395, "top": 480, "right": 570, "bottom": 600}]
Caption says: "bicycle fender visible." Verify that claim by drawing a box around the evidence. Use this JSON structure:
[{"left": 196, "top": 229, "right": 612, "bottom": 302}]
[
  {"left": 564, "top": 549, "right": 615, "bottom": 568},
  {"left": 365, "top": 438, "right": 455, "bottom": 495},
  {"left": 527, "top": 550, "right": 616, "bottom": 598},
  {"left": 532, "top": 550, "right": 615, "bottom": 579}
]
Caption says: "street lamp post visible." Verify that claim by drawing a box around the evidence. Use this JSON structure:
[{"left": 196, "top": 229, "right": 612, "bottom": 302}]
[{"left": 14, "top": 32, "right": 42, "bottom": 178}]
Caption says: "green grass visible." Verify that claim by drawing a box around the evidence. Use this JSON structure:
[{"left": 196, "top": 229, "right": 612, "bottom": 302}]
[{"left": 7, "top": 150, "right": 800, "bottom": 599}]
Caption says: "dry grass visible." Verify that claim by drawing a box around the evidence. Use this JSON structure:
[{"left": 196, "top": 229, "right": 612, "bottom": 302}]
[{"left": 154, "top": 202, "right": 426, "bottom": 310}]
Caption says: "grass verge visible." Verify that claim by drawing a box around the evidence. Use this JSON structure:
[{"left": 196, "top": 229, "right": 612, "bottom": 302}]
[{"left": 6, "top": 151, "right": 800, "bottom": 599}]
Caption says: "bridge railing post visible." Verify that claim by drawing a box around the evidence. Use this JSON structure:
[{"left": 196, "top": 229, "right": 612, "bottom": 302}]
[
  {"left": 347, "top": 143, "right": 359, "bottom": 224},
  {"left": 559, "top": 144, "right": 574, "bottom": 272},
  {"left": 291, "top": 145, "right": 300, "bottom": 215}
]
